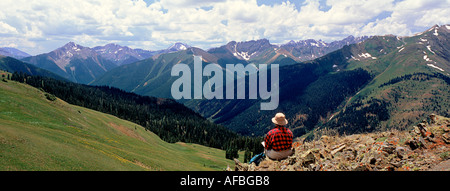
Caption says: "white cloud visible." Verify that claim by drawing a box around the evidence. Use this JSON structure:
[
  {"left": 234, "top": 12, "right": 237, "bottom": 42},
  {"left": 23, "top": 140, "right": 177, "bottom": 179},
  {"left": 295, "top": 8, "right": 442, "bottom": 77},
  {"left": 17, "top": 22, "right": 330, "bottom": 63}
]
[
  {"left": 410, "top": 0, "right": 450, "bottom": 27},
  {"left": 0, "top": 0, "right": 448, "bottom": 55},
  {"left": 358, "top": 0, "right": 450, "bottom": 37},
  {"left": 159, "top": 0, "right": 227, "bottom": 8},
  {"left": 0, "top": 21, "right": 18, "bottom": 35},
  {"left": 295, "top": 0, "right": 395, "bottom": 25},
  {"left": 360, "top": 18, "right": 411, "bottom": 37}
]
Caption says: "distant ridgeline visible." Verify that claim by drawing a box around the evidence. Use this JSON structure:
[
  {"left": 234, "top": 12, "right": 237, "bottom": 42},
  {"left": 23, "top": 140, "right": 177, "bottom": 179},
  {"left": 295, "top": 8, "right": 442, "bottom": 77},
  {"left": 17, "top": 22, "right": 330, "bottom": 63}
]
[{"left": 10, "top": 72, "right": 263, "bottom": 160}]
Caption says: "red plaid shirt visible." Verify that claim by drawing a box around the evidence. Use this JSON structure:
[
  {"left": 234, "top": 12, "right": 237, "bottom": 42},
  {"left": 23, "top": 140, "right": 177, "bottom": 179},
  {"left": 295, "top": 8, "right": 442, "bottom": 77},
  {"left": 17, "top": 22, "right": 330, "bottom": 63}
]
[{"left": 264, "top": 125, "right": 293, "bottom": 151}]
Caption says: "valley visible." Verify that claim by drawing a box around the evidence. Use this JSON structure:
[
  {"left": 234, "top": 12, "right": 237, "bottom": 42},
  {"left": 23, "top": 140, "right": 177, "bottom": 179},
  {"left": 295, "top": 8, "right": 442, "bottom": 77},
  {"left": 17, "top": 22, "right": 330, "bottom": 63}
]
[
  {"left": 1, "top": 24, "right": 449, "bottom": 171},
  {"left": 188, "top": 25, "right": 450, "bottom": 138}
]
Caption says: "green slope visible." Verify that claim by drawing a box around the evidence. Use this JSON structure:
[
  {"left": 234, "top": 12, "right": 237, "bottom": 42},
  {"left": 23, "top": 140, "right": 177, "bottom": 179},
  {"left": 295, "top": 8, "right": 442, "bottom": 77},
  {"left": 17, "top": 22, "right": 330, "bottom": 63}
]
[
  {"left": 0, "top": 77, "right": 235, "bottom": 171},
  {"left": 325, "top": 25, "right": 450, "bottom": 133},
  {"left": 0, "top": 56, "right": 66, "bottom": 81}
]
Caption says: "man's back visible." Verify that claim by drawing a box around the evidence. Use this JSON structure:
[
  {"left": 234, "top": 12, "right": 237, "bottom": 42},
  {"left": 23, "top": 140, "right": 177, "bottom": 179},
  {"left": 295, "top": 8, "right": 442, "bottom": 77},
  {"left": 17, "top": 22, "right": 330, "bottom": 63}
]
[{"left": 264, "top": 125, "right": 293, "bottom": 151}]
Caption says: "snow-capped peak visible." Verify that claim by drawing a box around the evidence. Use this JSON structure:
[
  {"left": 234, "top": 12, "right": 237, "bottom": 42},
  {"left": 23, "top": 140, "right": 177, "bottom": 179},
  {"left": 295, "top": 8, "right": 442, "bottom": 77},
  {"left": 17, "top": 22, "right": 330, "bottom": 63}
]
[
  {"left": 61, "top": 42, "right": 84, "bottom": 52},
  {"left": 167, "top": 42, "right": 190, "bottom": 52}
]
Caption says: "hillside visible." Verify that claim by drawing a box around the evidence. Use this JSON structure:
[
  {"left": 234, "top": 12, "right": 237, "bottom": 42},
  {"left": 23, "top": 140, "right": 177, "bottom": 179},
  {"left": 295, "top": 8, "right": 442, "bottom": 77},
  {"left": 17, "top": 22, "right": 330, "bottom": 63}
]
[
  {"left": 186, "top": 64, "right": 372, "bottom": 136},
  {"left": 0, "top": 76, "right": 235, "bottom": 170},
  {"left": 233, "top": 114, "right": 450, "bottom": 171},
  {"left": 326, "top": 24, "right": 450, "bottom": 134},
  {"left": 0, "top": 56, "right": 65, "bottom": 81},
  {"left": 9, "top": 72, "right": 264, "bottom": 161}
]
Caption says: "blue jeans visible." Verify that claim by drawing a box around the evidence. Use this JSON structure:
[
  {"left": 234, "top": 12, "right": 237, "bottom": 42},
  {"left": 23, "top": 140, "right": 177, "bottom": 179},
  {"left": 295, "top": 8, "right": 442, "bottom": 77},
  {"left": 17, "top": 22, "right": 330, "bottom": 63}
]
[{"left": 248, "top": 152, "right": 265, "bottom": 165}]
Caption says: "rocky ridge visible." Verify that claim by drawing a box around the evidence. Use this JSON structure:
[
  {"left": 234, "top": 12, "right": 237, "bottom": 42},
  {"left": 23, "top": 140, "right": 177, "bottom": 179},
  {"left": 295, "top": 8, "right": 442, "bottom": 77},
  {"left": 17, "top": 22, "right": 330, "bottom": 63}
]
[{"left": 232, "top": 114, "right": 450, "bottom": 171}]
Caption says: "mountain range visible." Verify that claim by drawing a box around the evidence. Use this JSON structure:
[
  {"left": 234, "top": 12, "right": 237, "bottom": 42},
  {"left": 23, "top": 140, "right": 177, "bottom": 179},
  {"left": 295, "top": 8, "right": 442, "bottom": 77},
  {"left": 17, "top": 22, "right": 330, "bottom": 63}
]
[
  {"left": 90, "top": 36, "right": 368, "bottom": 98},
  {"left": 21, "top": 42, "right": 117, "bottom": 84},
  {"left": 2, "top": 25, "right": 449, "bottom": 138},
  {"left": 1, "top": 35, "right": 368, "bottom": 86},
  {"left": 188, "top": 24, "right": 450, "bottom": 137},
  {"left": 92, "top": 42, "right": 191, "bottom": 66},
  {"left": 1, "top": 42, "right": 191, "bottom": 84},
  {"left": 88, "top": 25, "right": 448, "bottom": 137},
  {"left": 0, "top": 47, "right": 31, "bottom": 59},
  {"left": 92, "top": 43, "right": 155, "bottom": 66},
  {"left": 281, "top": 35, "right": 369, "bottom": 61}
]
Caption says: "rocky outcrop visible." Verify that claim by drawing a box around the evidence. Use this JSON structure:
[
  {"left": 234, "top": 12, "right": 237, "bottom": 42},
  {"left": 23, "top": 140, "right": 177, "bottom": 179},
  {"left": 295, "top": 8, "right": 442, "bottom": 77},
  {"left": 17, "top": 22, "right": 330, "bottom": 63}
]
[{"left": 232, "top": 114, "right": 450, "bottom": 171}]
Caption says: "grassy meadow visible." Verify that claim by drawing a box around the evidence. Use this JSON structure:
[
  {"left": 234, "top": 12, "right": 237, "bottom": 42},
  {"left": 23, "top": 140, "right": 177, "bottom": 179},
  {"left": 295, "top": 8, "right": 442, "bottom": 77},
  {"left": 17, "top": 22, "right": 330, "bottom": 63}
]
[{"left": 0, "top": 74, "right": 236, "bottom": 171}]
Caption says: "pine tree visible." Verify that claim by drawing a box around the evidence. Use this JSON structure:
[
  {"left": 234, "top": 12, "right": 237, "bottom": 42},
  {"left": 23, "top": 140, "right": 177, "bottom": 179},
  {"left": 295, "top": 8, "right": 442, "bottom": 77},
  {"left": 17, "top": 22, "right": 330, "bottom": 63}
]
[{"left": 244, "top": 150, "right": 252, "bottom": 163}]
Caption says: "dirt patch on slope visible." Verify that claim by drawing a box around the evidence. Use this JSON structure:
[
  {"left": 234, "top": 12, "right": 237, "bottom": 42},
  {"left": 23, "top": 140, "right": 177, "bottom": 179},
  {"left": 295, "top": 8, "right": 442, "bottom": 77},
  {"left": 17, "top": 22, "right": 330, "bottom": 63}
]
[{"left": 109, "top": 122, "right": 146, "bottom": 142}]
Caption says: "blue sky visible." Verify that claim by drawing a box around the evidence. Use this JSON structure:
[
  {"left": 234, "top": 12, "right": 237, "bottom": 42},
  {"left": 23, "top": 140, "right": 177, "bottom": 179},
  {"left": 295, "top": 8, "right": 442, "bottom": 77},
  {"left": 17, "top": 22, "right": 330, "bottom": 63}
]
[{"left": 0, "top": 0, "right": 448, "bottom": 55}]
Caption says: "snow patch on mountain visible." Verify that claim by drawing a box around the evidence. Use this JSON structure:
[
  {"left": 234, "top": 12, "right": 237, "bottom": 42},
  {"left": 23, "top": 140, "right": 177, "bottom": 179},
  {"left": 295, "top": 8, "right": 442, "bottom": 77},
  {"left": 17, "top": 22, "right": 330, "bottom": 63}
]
[
  {"left": 423, "top": 54, "right": 431, "bottom": 62},
  {"left": 167, "top": 43, "right": 190, "bottom": 51},
  {"left": 179, "top": 44, "right": 187, "bottom": 50},
  {"left": 427, "top": 64, "right": 445, "bottom": 72},
  {"left": 426, "top": 45, "right": 435, "bottom": 54},
  {"left": 233, "top": 51, "right": 254, "bottom": 61},
  {"left": 433, "top": 28, "right": 439, "bottom": 36},
  {"left": 351, "top": 55, "right": 360, "bottom": 61},
  {"left": 358, "top": 52, "right": 377, "bottom": 59}
]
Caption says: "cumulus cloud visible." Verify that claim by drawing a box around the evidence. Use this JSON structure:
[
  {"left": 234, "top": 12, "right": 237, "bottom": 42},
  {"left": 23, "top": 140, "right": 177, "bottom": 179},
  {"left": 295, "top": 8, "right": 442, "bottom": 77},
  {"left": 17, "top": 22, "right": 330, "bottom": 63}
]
[
  {"left": 0, "top": 0, "right": 448, "bottom": 55},
  {"left": 0, "top": 21, "right": 18, "bottom": 35},
  {"left": 358, "top": 0, "right": 450, "bottom": 37}
]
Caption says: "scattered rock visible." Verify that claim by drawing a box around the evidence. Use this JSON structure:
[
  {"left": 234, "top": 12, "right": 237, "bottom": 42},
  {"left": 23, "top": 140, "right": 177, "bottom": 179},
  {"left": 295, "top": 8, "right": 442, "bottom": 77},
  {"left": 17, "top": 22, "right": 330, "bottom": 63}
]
[
  {"left": 301, "top": 150, "right": 316, "bottom": 166},
  {"left": 395, "top": 146, "right": 407, "bottom": 159},
  {"left": 331, "top": 144, "right": 346, "bottom": 156},
  {"left": 234, "top": 159, "right": 248, "bottom": 171},
  {"left": 381, "top": 144, "right": 395, "bottom": 154},
  {"left": 443, "top": 133, "right": 450, "bottom": 144}
]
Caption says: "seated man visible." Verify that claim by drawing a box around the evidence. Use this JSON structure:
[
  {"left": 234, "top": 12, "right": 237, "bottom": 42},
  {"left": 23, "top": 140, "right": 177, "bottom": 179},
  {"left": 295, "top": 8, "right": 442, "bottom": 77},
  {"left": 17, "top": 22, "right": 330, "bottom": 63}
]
[{"left": 263, "top": 113, "right": 293, "bottom": 160}]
